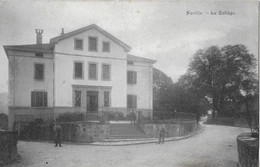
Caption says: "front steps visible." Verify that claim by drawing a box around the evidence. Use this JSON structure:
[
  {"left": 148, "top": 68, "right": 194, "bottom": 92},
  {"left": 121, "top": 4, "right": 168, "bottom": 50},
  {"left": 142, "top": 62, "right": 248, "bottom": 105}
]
[{"left": 109, "top": 123, "right": 146, "bottom": 139}]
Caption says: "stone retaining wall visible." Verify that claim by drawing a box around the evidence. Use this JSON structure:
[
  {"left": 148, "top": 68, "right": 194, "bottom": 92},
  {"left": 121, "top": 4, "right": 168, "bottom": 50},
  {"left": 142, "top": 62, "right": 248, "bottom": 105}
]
[
  {"left": 140, "top": 121, "right": 198, "bottom": 138},
  {"left": 0, "top": 129, "right": 18, "bottom": 165},
  {"left": 237, "top": 133, "right": 259, "bottom": 167},
  {"left": 61, "top": 122, "right": 110, "bottom": 142}
]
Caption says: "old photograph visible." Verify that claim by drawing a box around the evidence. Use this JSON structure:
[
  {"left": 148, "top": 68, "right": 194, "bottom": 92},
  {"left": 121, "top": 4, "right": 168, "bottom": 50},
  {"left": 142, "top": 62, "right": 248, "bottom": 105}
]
[{"left": 0, "top": 0, "right": 258, "bottom": 167}]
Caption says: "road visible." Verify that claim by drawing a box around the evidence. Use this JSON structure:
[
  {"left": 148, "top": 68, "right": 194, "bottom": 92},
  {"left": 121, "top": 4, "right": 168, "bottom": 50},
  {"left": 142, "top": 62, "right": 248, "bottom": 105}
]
[{"left": 7, "top": 125, "right": 249, "bottom": 167}]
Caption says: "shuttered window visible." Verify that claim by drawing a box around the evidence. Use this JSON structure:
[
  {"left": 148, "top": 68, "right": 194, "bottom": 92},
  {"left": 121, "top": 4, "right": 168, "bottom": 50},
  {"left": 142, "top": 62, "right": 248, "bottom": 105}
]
[
  {"left": 127, "top": 71, "right": 137, "bottom": 84},
  {"left": 102, "top": 64, "right": 110, "bottom": 80},
  {"left": 74, "top": 39, "right": 83, "bottom": 50},
  {"left": 104, "top": 92, "right": 110, "bottom": 107},
  {"left": 74, "top": 90, "right": 81, "bottom": 107},
  {"left": 31, "top": 91, "right": 47, "bottom": 107},
  {"left": 102, "top": 42, "right": 110, "bottom": 52},
  {"left": 88, "top": 37, "right": 97, "bottom": 51},
  {"left": 127, "top": 95, "right": 137, "bottom": 109},
  {"left": 34, "top": 64, "right": 44, "bottom": 80},
  {"left": 74, "top": 62, "right": 83, "bottom": 79},
  {"left": 89, "top": 63, "right": 97, "bottom": 80}
]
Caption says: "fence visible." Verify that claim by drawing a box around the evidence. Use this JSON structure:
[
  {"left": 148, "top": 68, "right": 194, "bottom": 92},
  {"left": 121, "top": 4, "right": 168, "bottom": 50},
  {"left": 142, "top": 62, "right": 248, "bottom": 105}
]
[
  {"left": 153, "top": 111, "right": 197, "bottom": 122},
  {"left": 0, "top": 129, "right": 18, "bottom": 165}
]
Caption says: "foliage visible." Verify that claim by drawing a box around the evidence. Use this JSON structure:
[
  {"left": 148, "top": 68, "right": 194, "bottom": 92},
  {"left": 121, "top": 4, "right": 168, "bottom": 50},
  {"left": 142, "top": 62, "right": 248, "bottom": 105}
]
[
  {"left": 182, "top": 45, "right": 257, "bottom": 118},
  {"left": 57, "top": 112, "right": 85, "bottom": 122},
  {"left": 153, "top": 68, "right": 174, "bottom": 111}
]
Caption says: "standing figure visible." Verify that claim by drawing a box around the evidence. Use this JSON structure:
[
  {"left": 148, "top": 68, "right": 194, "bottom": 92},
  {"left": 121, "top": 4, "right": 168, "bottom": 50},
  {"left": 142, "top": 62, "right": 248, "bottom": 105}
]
[
  {"left": 157, "top": 123, "right": 166, "bottom": 144},
  {"left": 53, "top": 121, "right": 62, "bottom": 147}
]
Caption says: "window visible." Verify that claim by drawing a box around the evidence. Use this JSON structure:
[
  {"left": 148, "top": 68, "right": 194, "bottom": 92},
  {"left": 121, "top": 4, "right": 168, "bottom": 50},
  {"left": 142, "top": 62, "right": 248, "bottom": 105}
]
[
  {"left": 31, "top": 91, "right": 47, "bottom": 107},
  {"left": 89, "top": 63, "right": 97, "bottom": 80},
  {"left": 34, "top": 63, "right": 44, "bottom": 80},
  {"left": 74, "top": 90, "right": 81, "bottom": 107},
  {"left": 74, "top": 62, "right": 83, "bottom": 79},
  {"left": 74, "top": 39, "right": 83, "bottom": 50},
  {"left": 102, "top": 64, "right": 110, "bottom": 80},
  {"left": 127, "top": 71, "right": 137, "bottom": 84},
  {"left": 35, "top": 53, "right": 43, "bottom": 57},
  {"left": 127, "top": 95, "right": 137, "bottom": 108},
  {"left": 104, "top": 92, "right": 110, "bottom": 107},
  {"left": 102, "top": 42, "right": 110, "bottom": 52},
  {"left": 88, "top": 37, "right": 97, "bottom": 51}
]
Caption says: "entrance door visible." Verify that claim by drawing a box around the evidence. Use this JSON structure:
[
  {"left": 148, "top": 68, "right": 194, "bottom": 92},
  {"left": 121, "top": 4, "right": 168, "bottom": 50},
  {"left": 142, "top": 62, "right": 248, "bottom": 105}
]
[{"left": 87, "top": 91, "right": 98, "bottom": 113}]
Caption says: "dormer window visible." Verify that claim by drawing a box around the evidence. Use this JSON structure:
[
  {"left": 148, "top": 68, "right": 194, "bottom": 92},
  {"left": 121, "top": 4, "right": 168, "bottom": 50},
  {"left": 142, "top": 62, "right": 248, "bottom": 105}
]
[
  {"left": 88, "top": 37, "right": 98, "bottom": 51},
  {"left": 102, "top": 42, "right": 110, "bottom": 52},
  {"left": 74, "top": 38, "right": 83, "bottom": 50},
  {"left": 35, "top": 53, "right": 43, "bottom": 57}
]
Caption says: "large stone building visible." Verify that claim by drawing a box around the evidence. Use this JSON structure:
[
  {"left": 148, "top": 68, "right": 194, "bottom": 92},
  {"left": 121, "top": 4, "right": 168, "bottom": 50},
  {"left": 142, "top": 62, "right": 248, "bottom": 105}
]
[{"left": 4, "top": 24, "right": 156, "bottom": 129}]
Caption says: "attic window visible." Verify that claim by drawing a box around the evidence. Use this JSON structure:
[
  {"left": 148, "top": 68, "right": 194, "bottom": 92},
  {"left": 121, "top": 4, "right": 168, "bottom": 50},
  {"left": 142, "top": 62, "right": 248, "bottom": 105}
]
[
  {"left": 88, "top": 37, "right": 97, "bottom": 51},
  {"left": 102, "top": 42, "right": 110, "bottom": 52},
  {"left": 35, "top": 53, "right": 43, "bottom": 57},
  {"left": 127, "top": 61, "right": 134, "bottom": 65},
  {"left": 74, "top": 38, "right": 83, "bottom": 50}
]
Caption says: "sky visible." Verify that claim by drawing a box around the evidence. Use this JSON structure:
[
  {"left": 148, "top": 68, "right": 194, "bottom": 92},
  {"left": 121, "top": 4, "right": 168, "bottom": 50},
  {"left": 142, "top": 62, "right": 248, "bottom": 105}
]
[{"left": 0, "top": 0, "right": 258, "bottom": 93}]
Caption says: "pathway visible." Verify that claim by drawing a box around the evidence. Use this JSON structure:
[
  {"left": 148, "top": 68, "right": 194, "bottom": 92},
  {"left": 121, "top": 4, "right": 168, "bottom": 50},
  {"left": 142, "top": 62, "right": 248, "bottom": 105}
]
[{"left": 6, "top": 125, "right": 249, "bottom": 167}]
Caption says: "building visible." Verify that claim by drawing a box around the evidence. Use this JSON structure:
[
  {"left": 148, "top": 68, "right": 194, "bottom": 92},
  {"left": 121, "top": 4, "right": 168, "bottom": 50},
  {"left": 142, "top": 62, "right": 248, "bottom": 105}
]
[{"left": 4, "top": 24, "right": 156, "bottom": 129}]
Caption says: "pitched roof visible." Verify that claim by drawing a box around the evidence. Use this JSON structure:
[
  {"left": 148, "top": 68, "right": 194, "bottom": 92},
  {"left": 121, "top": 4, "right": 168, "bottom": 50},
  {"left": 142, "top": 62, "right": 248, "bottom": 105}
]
[
  {"left": 50, "top": 24, "right": 132, "bottom": 52},
  {"left": 127, "top": 54, "right": 156, "bottom": 64},
  {"left": 3, "top": 44, "right": 54, "bottom": 55}
]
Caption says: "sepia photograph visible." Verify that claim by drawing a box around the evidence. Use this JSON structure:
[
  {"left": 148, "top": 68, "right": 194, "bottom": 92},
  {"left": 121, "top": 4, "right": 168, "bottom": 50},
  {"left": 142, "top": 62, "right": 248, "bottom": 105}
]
[{"left": 0, "top": 0, "right": 258, "bottom": 167}]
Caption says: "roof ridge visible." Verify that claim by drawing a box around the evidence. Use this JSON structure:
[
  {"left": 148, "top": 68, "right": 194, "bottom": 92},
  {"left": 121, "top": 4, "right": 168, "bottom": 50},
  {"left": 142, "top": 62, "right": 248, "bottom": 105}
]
[{"left": 49, "top": 24, "right": 132, "bottom": 52}]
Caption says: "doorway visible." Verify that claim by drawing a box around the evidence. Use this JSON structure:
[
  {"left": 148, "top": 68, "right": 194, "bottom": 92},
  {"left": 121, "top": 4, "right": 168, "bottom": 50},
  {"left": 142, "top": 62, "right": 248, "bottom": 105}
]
[{"left": 87, "top": 91, "right": 98, "bottom": 113}]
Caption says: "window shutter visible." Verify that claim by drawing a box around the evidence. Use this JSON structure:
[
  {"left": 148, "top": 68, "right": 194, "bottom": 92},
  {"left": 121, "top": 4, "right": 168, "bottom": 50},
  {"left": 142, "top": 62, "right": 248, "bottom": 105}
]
[
  {"left": 44, "top": 92, "right": 47, "bottom": 107},
  {"left": 31, "top": 91, "right": 36, "bottom": 107},
  {"left": 133, "top": 71, "right": 137, "bottom": 84},
  {"left": 133, "top": 95, "right": 137, "bottom": 108}
]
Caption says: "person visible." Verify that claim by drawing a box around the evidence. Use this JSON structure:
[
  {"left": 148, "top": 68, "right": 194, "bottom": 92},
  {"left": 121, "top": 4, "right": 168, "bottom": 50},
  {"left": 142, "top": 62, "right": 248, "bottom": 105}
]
[
  {"left": 53, "top": 121, "right": 62, "bottom": 147},
  {"left": 157, "top": 123, "right": 166, "bottom": 144},
  {"left": 130, "top": 110, "right": 136, "bottom": 124}
]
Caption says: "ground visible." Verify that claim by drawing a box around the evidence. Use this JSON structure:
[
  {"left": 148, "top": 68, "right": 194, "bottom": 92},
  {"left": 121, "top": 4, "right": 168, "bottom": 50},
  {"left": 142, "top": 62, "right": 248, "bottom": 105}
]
[{"left": 6, "top": 125, "right": 249, "bottom": 167}]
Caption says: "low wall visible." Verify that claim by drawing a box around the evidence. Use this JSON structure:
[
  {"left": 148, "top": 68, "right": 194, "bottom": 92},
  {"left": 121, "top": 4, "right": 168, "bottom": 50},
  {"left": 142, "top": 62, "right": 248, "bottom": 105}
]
[
  {"left": 0, "top": 130, "right": 18, "bottom": 165},
  {"left": 60, "top": 122, "right": 110, "bottom": 142},
  {"left": 237, "top": 133, "right": 259, "bottom": 167},
  {"left": 140, "top": 121, "right": 199, "bottom": 138}
]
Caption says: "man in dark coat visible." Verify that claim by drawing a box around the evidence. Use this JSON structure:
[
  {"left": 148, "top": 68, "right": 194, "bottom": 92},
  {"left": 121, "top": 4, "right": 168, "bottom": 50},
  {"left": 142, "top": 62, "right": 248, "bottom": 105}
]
[
  {"left": 157, "top": 123, "right": 166, "bottom": 144},
  {"left": 53, "top": 121, "right": 62, "bottom": 147}
]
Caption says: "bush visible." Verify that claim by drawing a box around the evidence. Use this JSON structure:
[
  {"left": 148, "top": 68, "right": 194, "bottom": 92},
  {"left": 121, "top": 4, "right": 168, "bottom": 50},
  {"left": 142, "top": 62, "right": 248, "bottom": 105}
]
[{"left": 57, "top": 112, "right": 85, "bottom": 122}]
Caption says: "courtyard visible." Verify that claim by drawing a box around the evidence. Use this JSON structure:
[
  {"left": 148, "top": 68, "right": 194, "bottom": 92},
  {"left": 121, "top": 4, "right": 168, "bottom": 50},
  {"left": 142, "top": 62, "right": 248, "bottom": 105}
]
[{"left": 6, "top": 125, "right": 249, "bottom": 167}]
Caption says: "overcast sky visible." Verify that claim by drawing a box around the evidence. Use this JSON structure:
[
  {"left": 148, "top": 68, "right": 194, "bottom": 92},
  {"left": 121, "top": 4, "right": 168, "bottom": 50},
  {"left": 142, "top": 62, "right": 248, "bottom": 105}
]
[{"left": 0, "top": 0, "right": 258, "bottom": 93}]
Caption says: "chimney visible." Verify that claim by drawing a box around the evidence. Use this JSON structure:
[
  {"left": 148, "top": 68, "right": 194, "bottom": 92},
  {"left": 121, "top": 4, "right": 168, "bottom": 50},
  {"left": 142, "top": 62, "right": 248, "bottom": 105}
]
[
  {"left": 36, "top": 29, "right": 43, "bottom": 44},
  {"left": 61, "top": 28, "right": 64, "bottom": 35}
]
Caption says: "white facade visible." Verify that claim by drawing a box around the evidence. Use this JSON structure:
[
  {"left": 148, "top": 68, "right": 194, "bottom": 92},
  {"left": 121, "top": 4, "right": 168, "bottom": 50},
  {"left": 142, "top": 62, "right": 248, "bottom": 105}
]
[{"left": 4, "top": 24, "right": 156, "bottom": 129}]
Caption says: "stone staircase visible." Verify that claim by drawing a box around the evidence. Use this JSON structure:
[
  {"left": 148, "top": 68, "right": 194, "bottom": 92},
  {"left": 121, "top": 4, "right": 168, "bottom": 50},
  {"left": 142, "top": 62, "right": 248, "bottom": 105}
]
[{"left": 109, "top": 123, "right": 146, "bottom": 139}]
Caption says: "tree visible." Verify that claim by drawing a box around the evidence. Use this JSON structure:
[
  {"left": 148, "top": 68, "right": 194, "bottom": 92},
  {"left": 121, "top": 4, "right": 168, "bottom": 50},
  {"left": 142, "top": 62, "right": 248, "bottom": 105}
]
[
  {"left": 153, "top": 68, "right": 174, "bottom": 111},
  {"left": 185, "top": 44, "right": 257, "bottom": 119}
]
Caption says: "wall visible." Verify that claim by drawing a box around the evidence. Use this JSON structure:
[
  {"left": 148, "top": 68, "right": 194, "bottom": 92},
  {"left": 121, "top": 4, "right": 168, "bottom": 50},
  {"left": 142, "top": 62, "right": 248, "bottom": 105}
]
[
  {"left": 8, "top": 50, "right": 54, "bottom": 129},
  {"left": 54, "top": 28, "right": 128, "bottom": 114},
  {"left": 61, "top": 122, "right": 111, "bottom": 142},
  {"left": 0, "top": 130, "right": 18, "bottom": 165},
  {"left": 140, "top": 121, "right": 199, "bottom": 138},
  {"left": 127, "top": 62, "right": 153, "bottom": 116},
  {"left": 8, "top": 50, "right": 54, "bottom": 107},
  {"left": 237, "top": 133, "right": 259, "bottom": 167}
]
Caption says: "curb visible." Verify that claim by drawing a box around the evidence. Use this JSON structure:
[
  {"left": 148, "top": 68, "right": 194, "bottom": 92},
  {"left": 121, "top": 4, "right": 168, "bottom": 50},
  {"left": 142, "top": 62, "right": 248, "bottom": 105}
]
[{"left": 18, "top": 125, "right": 205, "bottom": 146}]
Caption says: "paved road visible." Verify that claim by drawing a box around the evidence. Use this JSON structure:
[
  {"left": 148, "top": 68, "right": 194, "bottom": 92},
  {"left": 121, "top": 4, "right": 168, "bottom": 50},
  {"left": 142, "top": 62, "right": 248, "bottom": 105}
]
[{"left": 7, "top": 125, "right": 249, "bottom": 167}]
